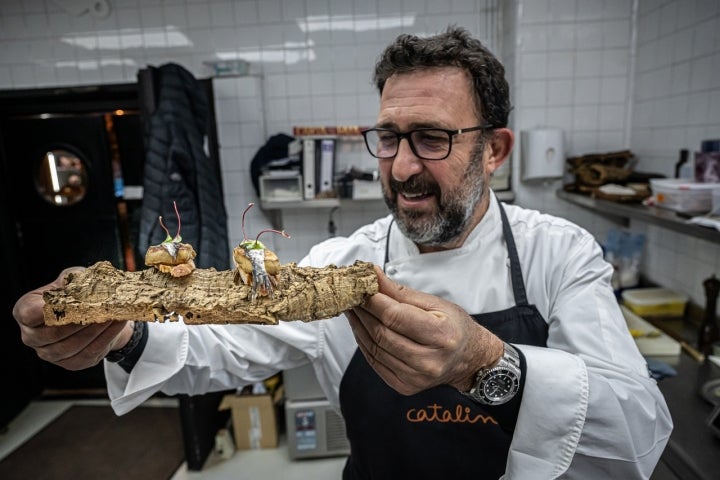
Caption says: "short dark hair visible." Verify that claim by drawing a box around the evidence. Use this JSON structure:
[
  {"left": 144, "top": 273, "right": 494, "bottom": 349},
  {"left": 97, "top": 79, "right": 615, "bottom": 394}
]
[{"left": 373, "top": 26, "right": 511, "bottom": 128}]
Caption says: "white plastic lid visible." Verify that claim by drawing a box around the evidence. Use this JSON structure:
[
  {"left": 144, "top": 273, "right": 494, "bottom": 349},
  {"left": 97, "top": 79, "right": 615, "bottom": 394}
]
[
  {"left": 621, "top": 287, "right": 688, "bottom": 306},
  {"left": 650, "top": 178, "right": 720, "bottom": 190}
]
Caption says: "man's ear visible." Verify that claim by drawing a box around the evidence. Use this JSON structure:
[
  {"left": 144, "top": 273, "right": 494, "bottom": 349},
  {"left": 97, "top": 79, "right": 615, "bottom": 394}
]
[{"left": 485, "top": 128, "right": 514, "bottom": 174}]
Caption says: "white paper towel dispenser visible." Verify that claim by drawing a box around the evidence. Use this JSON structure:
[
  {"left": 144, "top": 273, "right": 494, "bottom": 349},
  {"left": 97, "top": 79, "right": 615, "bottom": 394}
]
[{"left": 521, "top": 128, "right": 565, "bottom": 181}]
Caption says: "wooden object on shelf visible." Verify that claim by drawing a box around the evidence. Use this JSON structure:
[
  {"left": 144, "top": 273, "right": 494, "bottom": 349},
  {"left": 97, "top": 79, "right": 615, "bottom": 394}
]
[
  {"left": 567, "top": 149, "right": 634, "bottom": 170},
  {"left": 575, "top": 164, "right": 632, "bottom": 187},
  {"left": 292, "top": 125, "right": 369, "bottom": 136}
]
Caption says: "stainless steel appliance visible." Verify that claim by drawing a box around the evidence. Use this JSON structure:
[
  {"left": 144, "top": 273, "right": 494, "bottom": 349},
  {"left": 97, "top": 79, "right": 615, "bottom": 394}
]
[{"left": 283, "top": 364, "right": 350, "bottom": 460}]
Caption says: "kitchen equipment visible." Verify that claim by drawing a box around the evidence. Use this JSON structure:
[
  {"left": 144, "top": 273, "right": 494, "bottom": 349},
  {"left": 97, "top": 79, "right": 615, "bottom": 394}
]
[
  {"left": 285, "top": 398, "right": 351, "bottom": 460},
  {"left": 284, "top": 364, "right": 325, "bottom": 401},
  {"left": 700, "top": 379, "right": 720, "bottom": 405},
  {"left": 283, "top": 364, "right": 350, "bottom": 459},
  {"left": 259, "top": 173, "right": 303, "bottom": 202},
  {"left": 698, "top": 275, "right": 720, "bottom": 357},
  {"left": 622, "top": 288, "right": 688, "bottom": 317},
  {"left": 650, "top": 178, "right": 719, "bottom": 214}
]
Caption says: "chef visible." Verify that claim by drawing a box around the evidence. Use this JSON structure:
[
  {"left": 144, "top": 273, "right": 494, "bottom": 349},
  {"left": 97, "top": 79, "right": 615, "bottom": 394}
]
[{"left": 14, "top": 26, "right": 671, "bottom": 479}]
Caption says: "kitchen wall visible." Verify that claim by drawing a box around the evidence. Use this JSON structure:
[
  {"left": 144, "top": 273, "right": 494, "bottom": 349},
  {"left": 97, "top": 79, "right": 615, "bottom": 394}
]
[
  {"left": 629, "top": 0, "right": 720, "bottom": 304},
  {"left": 506, "top": 0, "right": 720, "bottom": 307},
  {"left": 0, "top": 0, "right": 499, "bottom": 261},
  {"left": 0, "top": 0, "right": 717, "bottom": 307}
]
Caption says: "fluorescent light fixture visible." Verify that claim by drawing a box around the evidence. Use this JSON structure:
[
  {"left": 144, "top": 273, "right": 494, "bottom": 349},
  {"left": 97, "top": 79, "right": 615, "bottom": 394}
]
[
  {"left": 216, "top": 40, "right": 316, "bottom": 65},
  {"left": 61, "top": 26, "right": 193, "bottom": 50},
  {"left": 298, "top": 14, "right": 415, "bottom": 32},
  {"left": 216, "top": 49, "right": 315, "bottom": 64},
  {"left": 54, "top": 58, "right": 137, "bottom": 70}
]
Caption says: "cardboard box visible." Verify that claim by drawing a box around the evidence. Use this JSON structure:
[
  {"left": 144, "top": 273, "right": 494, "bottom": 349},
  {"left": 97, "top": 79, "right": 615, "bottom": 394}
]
[{"left": 219, "top": 392, "right": 279, "bottom": 450}]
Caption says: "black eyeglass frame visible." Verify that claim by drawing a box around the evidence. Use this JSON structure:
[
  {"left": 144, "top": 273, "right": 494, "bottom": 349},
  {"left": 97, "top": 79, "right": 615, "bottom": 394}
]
[{"left": 361, "top": 124, "right": 495, "bottom": 161}]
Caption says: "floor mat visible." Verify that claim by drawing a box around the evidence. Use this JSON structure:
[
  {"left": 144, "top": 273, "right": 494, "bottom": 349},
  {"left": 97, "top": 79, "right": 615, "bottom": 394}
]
[{"left": 0, "top": 404, "right": 184, "bottom": 480}]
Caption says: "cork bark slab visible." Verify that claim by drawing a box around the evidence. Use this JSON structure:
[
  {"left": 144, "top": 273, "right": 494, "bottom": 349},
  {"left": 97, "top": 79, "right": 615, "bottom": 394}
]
[{"left": 43, "top": 260, "right": 379, "bottom": 326}]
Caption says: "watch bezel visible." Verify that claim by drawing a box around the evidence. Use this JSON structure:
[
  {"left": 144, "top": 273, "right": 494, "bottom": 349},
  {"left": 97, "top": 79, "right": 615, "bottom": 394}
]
[
  {"left": 477, "top": 366, "right": 520, "bottom": 403},
  {"left": 462, "top": 342, "right": 521, "bottom": 406}
]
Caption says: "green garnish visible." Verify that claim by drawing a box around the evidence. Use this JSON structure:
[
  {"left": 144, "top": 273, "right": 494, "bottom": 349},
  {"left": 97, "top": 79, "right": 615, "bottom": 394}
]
[
  {"left": 159, "top": 200, "right": 183, "bottom": 243},
  {"left": 240, "top": 203, "right": 290, "bottom": 249}
]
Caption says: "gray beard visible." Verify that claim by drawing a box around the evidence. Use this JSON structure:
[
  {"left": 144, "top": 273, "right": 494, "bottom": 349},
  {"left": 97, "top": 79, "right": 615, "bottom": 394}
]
[{"left": 383, "top": 146, "right": 487, "bottom": 247}]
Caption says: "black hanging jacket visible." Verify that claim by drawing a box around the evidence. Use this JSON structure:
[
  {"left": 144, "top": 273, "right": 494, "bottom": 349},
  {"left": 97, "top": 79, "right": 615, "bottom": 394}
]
[{"left": 137, "top": 63, "right": 229, "bottom": 269}]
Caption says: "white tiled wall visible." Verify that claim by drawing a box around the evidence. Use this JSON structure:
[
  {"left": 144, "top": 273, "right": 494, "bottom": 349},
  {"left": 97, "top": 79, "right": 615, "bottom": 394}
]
[
  {"left": 505, "top": 0, "right": 635, "bottom": 222},
  {"left": 1, "top": 0, "right": 717, "bottom": 306},
  {"left": 0, "top": 0, "right": 500, "bottom": 262},
  {"left": 629, "top": 0, "right": 720, "bottom": 305},
  {"left": 505, "top": 0, "right": 720, "bottom": 307}
]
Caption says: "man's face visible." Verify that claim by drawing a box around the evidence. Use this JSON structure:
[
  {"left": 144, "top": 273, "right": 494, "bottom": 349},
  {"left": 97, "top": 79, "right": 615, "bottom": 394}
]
[{"left": 375, "top": 67, "right": 491, "bottom": 248}]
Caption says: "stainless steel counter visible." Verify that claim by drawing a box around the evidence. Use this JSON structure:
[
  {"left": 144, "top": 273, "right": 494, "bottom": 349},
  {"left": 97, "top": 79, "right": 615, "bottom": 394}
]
[{"left": 655, "top": 353, "right": 720, "bottom": 479}]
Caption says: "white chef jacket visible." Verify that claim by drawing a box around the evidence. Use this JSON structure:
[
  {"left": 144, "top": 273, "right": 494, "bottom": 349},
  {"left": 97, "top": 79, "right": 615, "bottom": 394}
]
[{"left": 105, "top": 193, "right": 672, "bottom": 479}]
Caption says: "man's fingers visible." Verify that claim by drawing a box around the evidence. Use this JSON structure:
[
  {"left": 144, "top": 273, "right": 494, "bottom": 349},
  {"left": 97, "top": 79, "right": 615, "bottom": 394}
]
[
  {"left": 359, "top": 289, "right": 450, "bottom": 345},
  {"left": 347, "top": 309, "right": 418, "bottom": 395},
  {"left": 34, "top": 321, "right": 127, "bottom": 367},
  {"left": 13, "top": 267, "right": 85, "bottom": 328},
  {"left": 13, "top": 290, "right": 48, "bottom": 328},
  {"left": 348, "top": 307, "right": 432, "bottom": 379},
  {"left": 373, "top": 266, "right": 451, "bottom": 315}
]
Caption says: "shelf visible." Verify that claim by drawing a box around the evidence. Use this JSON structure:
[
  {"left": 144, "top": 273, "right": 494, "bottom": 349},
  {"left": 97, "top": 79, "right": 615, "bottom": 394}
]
[
  {"left": 556, "top": 189, "right": 720, "bottom": 243},
  {"left": 260, "top": 197, "right": 386, "bottom": 230},
  {"left": 261, "top": 190, "right": 516, "bottom": 230},
  {"left": 260, "top": 198, "right": 340, "bottom": 210}
]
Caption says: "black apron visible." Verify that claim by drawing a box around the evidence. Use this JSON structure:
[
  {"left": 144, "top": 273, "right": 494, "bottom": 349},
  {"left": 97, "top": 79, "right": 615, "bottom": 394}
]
[{"left": 339, "top": 201, "right": 549, "bottom": 480}]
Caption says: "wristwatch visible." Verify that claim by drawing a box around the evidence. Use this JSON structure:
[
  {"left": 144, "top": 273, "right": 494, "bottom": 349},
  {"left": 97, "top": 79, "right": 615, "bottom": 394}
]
[{"left": 462, "top": 342, "right": 521, "bottom": 406}]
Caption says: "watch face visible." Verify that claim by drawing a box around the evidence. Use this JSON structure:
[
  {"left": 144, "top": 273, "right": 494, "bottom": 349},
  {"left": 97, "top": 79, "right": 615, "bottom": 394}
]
[{"left": 481, "top": 370, "right": 519, "bottom": 402}]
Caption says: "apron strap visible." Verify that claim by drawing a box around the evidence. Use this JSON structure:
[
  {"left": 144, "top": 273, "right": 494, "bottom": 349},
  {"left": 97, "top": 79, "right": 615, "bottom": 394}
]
[
  {"left": 496, "top": 197, "right": 530, "bottom": 306},
  {"left": 383, "top": 220, "right": 393, "bottom": 271}
]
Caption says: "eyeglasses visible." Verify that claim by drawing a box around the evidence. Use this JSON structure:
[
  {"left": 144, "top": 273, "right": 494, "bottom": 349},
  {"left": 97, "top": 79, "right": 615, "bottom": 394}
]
[{"left": 361, "top": 124, "right": 494, "bottom": 161}]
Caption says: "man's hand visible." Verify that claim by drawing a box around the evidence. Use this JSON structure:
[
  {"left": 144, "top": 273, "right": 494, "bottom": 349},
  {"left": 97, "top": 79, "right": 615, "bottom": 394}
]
[
  {"left": 347, "top": 265, "right": 504, "bottom": 395},
  {"left": 13, "top": 267, "right": 133, "bottom": 371}
]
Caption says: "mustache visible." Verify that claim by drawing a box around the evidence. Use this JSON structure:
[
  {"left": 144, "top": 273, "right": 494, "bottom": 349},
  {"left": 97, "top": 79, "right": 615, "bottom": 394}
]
[{"left": 388, "top": 176, "right": 441, "bottom": 198}]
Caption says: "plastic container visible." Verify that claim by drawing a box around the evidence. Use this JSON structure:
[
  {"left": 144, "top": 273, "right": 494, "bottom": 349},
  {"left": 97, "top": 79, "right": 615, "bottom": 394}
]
[
  {"left": 621, "top": 288, "right": 688, "bottom": 317},
  {"left": 650, "top": 178, "right": 719, "bottom": 214}
]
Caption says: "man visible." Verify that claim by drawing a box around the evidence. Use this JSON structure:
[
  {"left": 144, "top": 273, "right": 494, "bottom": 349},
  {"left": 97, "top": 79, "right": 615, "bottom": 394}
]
[{"left": 14, "top": 27, "right": 671, "bottom": 479}]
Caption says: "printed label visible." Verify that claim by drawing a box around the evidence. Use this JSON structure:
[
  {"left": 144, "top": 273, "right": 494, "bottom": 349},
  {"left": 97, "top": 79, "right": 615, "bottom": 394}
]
[
  {"left": 294, "top": 409, "right": 317, "bottom": 451},
  {"left": 248, "top": 406, "right": 262, "bottom": 449}
]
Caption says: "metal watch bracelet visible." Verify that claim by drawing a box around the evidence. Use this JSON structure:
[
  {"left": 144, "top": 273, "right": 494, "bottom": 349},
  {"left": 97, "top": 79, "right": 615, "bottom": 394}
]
[{"left": 463, "top": 342, "right": 522, "bottom": 405}]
